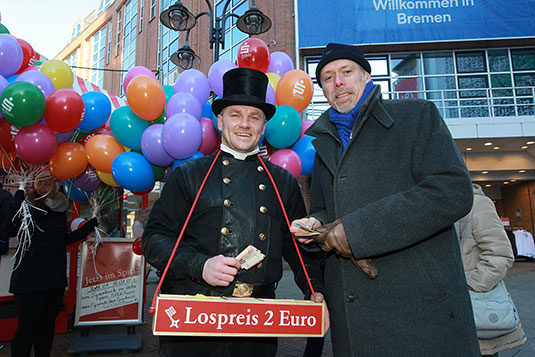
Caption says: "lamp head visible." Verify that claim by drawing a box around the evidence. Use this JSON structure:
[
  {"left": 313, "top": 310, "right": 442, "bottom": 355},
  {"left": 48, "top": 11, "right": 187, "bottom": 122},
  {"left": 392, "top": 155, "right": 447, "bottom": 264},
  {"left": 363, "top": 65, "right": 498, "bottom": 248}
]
[
  {"left": 171, "top": 44, "right": 201, "bottom": 69},
  {"left": 160, "top": 1, "right": 196, "bottom": 31},
  {"left": 236, "top": 7, "right": 271, "bottom": 35}
]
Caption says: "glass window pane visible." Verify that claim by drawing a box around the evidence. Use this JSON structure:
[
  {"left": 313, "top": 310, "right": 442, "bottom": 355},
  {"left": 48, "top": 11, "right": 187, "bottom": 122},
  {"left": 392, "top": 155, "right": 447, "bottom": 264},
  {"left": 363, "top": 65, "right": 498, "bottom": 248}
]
[
  {"left": 488, "top": 49, "right": 510, "bottom": 72},
  {"left": 512, "top": 49, "right": 535, "bottom": 71},
  {"left": 514, "top": 73, "right": 535, "bottom": 96},
  {"left": 425, "top": 76, "right": 457, "bottom": 99},
  {"left": 232, "top": 26, "right": 247, "bottom": 44},
  {"left": 367, "top": 57, "right": 387, "bottom": 76},
  {"left": 393, "top": 78, "right": 423, "bottom": 99},
  {"left": 456, "top": 51, "right": 486, "bottom": 73},
  {"left": 460, "top": 99, "right": 489, "bottom": 117},
  {"left": 458, "top": 75, "right": 488, "bottom": 98},
  {"left": 423, "top": 52, "right": 454, "bottom": 75},
  {"left": 391, "top": 53, "right": 421, "bottom": 76}
]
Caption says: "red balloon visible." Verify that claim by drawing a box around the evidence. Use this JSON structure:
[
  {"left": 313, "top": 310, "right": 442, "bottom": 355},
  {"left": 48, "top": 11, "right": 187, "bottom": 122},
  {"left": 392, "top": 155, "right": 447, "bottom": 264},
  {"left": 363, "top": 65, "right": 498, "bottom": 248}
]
[
  {"left": 198, "top": 117, "right": 220, "bottom": 155},
  {"left": 132, "top": 237, "right": 143, "bottom": 255},
  {"left": 236, "top": 38, "right": 270, "bottom": 73},
  {"left": 81, "top": 127, "right": 113, "bottom": 146},
  {"left": 0, "top": 117, "right": 17, "bottom": 152},
  {"left": 44, "top": 89, "right": 85, "bottom": 133},
  {"left": 15, "top": 39, "right": 36, "bottom": 75}
]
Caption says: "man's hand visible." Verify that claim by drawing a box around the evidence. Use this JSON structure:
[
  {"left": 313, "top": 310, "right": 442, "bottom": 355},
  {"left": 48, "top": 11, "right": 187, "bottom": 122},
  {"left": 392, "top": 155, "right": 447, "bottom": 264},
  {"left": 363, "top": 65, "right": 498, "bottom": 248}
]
[
  {"left": 290, "top": 216, "right": 321, "bottom": 244},
  {"left": 310, "top": 292, "right": 330, "bottom": 332},
  {"left": 202, "top": 255, "right": 240, "bottom": 286}
]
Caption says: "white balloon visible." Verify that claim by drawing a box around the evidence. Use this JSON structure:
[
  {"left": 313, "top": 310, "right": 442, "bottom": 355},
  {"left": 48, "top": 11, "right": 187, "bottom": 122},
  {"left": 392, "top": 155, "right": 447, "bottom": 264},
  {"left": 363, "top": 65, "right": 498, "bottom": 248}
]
[
  {"left": 70, "top": 217, "right": 87, "bottom": 231},
  {"left": 132, "top": 220, "right": 144, "bottom": 238}
]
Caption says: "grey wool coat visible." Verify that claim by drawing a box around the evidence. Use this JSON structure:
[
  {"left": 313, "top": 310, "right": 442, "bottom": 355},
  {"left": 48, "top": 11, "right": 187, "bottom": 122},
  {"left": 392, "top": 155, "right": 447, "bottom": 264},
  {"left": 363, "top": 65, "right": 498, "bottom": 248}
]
[{"left": 306, "top": 86, "right": 480, "bottom": 356}]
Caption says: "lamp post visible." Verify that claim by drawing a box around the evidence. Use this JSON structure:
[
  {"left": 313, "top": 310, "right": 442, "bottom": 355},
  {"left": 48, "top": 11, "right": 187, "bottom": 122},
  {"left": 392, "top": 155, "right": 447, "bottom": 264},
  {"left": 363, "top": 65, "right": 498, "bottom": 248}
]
[{"left": 160, "top": 0, "right": 271, "bottom": 69}]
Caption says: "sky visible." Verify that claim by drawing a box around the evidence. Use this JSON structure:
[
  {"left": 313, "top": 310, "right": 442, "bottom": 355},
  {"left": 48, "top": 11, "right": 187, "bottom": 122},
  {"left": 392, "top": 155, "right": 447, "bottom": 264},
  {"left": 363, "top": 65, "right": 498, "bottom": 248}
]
[{"left": 0, "top": 0, "right": 101, "bottom": 59}]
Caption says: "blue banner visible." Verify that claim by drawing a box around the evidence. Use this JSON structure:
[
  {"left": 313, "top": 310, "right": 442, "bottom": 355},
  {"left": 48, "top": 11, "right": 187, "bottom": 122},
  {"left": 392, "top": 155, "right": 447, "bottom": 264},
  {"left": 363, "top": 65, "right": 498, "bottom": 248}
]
[{"left": 298, "top": 0, "right": 535, "bottom": 48}]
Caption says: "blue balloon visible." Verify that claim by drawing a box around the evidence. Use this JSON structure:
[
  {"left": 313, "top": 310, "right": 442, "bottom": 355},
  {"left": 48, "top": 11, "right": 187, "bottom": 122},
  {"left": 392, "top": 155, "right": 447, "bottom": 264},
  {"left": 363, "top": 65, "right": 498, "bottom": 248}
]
[
  {"left": 292, "top": 136, "right": 316, "bottom": 175},
  {"left": 6, "top": 74, "right": 18, "bottom": 84},
  {"left": 62, "top": 180, "right": 91, "bottom": 202},
  {"left": 172, "top": 151, "right": 204, "bottom": 171},
  {"left": 111, "top": 152, "right": 155, "bottom": 192},
  {"left": 264, "top": 105, "right": 302, "bottom": 149},
  {"left": 79, "top": 91, "right": 112, "bottom": 132},
  {"left": 202, "top": 100, "right": 213, "bottom": 118},
  {"left": 210, "top": 96, "right": 222, "bottom": 134}
]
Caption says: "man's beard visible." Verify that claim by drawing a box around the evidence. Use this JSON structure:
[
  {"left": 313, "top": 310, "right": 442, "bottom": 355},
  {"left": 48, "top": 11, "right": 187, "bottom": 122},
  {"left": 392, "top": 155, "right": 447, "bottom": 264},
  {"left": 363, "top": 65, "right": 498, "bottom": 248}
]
[{"left": 331, "top": 90, "right": 357, "bottom": 113}]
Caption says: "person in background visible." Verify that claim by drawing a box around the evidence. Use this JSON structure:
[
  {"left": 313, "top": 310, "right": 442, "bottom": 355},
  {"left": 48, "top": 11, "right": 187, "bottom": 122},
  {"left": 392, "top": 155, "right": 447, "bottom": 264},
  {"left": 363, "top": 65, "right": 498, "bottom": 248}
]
[
  {"left": 456, "top": 183, "right": 527, "bottom": 356},
  {"left": 0, "top": 175, "right": 13, "bottom": 256},
  {"left": 96, "top": 201, "right": 121, "bottom": 237},
  {"left": 0, "top": 169, "right": 98, "bottom": 357},
  {"left": 290, "top": 42, "right": 480, "bottom": 356}
]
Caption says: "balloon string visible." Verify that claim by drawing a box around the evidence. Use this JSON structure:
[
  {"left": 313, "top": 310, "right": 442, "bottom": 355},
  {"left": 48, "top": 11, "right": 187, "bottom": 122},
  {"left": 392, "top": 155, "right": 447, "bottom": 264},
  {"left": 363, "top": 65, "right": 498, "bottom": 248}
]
[
  {"left": 11, "top": 200, "right": 46, "bottom": 271},
  {"left": 148, "top": 150, "right": 221, "bottom": 314}
]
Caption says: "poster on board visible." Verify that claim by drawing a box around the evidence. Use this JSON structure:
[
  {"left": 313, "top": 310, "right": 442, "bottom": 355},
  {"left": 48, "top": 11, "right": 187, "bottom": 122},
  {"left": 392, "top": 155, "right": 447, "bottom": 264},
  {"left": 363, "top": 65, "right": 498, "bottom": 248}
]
[{"left": 75, "top": 238, "right": 144, "bottom": 326}]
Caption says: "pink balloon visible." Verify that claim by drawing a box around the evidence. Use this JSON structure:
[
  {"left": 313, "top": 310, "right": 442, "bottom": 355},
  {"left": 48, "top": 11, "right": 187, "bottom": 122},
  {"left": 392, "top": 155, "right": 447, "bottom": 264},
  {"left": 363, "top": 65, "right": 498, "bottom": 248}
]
[
  {"left": 300, "top": 120, "right": 315, "bottom": 139},
  {"left": 14, "top": 123, "right": 57, "bottom": 165},
  {"left": 199, "top": 117, "right": 220, "bottom": 155},
  {"left": 268, "top": 149, "right": 302, "bottom": 180},
  {"left": 123, "top": 66, "right": 157, "bottom": 94}
]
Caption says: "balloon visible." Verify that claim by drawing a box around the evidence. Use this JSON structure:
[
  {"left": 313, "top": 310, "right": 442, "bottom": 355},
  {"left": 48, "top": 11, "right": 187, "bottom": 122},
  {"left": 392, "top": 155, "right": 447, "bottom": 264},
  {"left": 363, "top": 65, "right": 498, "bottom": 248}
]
[
  {"left": 268, "top": 149, "right": 302, "bottom": 180},
  {"left": 109, "top": 106, "right": 150, "bottom": 150},
  {"left": 0, "top": 34, "right": 23, "bottom": 77},
  {"left": 0, "top": 74, "right": 9, "bottom": 96},
  {"left": 96, "top": 169, "right": 119, "bottom": 187},
  {"left": 300, "top": 120, "right": 315, "bottom": 139},
  {"left": 275, "top": 70, "right": 314, "bottom": 113},
  {"left": 208, "top": 60, "right": 237, "bottom": 97},
  {"left": 79, "top": 91, "right": 112, "bottom": 132},
  {"left": 236, "top": 38, "right": 270, "bottom": 73},
  {"left": 0, "top": 82, "right": 45, "bottom": 127},
  {"left": 132, "top": 184, "right": 154, "bottom": 196},
  {"left": 132, "top": 221, "right": 144, "bottom": 238},
  {"left": 123, "top": 66, "right": 157, "bottom": 94},
  {"left": 44, "top": 89, "right": 85, "bottom": 132},
  {"left": 292, "top": 136, "right": 316, "bottom": 175},
  {"left": 266, "top": 52, "right": 294, "bottom": 76},
  {"left": 14, "top": 39, "right": 36, "bottom": 75},
  {"left": 56, "top": 130, "right": 75, "bottom": 144},
  {"left": 0, "top": 117, "right": 16, "bottom": 151},
  {"left": 174, "top": 69, "right": 210, "bottom": 107},
  {"left": 111, "top": 152, "right": 154, "bottom": 192},
  {"left": 49, "top": 142, "right": 88, "bottom": 180},
  {"left": 0, "top": 24, "right": 10, "bottom": 34},
  {"left": 163, "top": 85, "right": 174, "bottom": 103},
  {"left": 70, "top": 217, "right": 88, "bottom": 231},
  {"left": 166, "top": 91, "right": 202, "bottom": 120},
  {"left": 264, "top": 105, "right": 302, "bottom": 149},
  {"left": 85, "top": 134, "right": 125, "bottom": 172},
  {"left": 126, "top": 74, "right": 165, "bottom": 121},
  {"left": 198, "top": 117, "right": 221, "bottom": 155},
  {"left": 15, "top": 70, "right": 55, "bottom": 98},
  {"left": 39, "top": 59, "right": 74, "bottom": 90},
  {"left": 151, "top": 164, "right": 166, "bottom": 181},
  {"left": 172, "top": 151, "right": 204, "bottom": 171},
  {"left": 132, "top": 237, "right": 143, "bottom": 255},
  {"left": 74, "top": 166, "right": 101, "bottom": 192},
  {"left": 0, "top": 151, "right": 16, "bottom": 170},
  {"left": 162, "top": 113, "right": 203, "bottom": 159},
  {"left": 6, "top": 74, "right": 18, "bottom": 84},
  {"left": 266, "top": 72, "right": 281, "bottom": 91},
  {"left": 14, "top": 123, "right": 57, "bottom": 165},
  {"left": 63, "top": 180, "right": 91, "bottom": 202},
  {"left": 201, "top": 101, "right": 214, "bottom": 119},
  {"left": 140, "top": 123, "right": 174, "bottom": 166},
  {"left": 80, "top": 127, "right": 112, "bottom": 146},
  {"left": 266, "top": 83, "right": 276, "bottom": 106}
]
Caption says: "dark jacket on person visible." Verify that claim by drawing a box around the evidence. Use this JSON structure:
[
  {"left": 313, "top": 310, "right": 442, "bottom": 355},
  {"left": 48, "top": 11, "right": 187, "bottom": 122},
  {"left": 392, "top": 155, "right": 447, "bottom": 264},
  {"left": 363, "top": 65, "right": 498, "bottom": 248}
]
[
  {"left": 0, "top": 186, "right": 13, "bottom": 255},
  {"left": 143, "top": 151, "right": 324, "bottom": 298},
  {"left": 0, "top": 190, "right": 96, "bottom": 294},
  {"left": 306, "top": 85, "right": 480, "bottom": 356}
]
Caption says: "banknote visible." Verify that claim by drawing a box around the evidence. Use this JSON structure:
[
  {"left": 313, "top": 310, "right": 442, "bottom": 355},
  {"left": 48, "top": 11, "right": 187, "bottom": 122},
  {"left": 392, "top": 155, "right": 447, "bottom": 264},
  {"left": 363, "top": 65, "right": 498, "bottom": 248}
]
[{"left": 236, "top": 245, "right": 265, "bottom": 270}]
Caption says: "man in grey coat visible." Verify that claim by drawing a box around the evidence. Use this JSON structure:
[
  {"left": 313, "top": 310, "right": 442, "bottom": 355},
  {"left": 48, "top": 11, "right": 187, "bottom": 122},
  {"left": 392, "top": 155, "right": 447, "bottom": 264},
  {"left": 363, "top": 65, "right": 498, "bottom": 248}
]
[{"left": 291, "top": 43, "right": 480, "bottom": 356}]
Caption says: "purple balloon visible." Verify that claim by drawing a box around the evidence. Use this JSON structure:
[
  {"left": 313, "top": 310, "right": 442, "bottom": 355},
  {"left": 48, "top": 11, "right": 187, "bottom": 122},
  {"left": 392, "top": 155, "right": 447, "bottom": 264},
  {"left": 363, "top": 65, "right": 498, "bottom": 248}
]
[
  {"left": 174, "top": 69, "right": 210, "bottom": 108},
  {"left": 74, "top": 166, "right": 101, "bottom": 192},
  {"left": 162, "top": 113, "right": 203, "bottom": 159},
  {"left": 266, "top": 52, "right": 294, "bottom": 77},
  {"left": 0, "top": 75, "right": 7, "bottom": 118},
  {"left": 266, "top": 83, "right": 276, "bottom": 106},
  {"left": 141, "top": 124, "right": 175, "bottom": 166},
  {"left": 208, "top": 60, "right": 237, "bottom": 97},
  {"left": 166, "top": 92, "right": 202, "bottom": 120},
  {"left": 0, "top": 34, "right": 23, "bottom": 77},
  {"left": 15, "top": 70, "right": 55, "bottom": 98},
  {"left": 123, "top": 66, "right": 157, "bottom": 94},
  {"left": 56, "top": 129, "right": 74, "bottom": 144}
]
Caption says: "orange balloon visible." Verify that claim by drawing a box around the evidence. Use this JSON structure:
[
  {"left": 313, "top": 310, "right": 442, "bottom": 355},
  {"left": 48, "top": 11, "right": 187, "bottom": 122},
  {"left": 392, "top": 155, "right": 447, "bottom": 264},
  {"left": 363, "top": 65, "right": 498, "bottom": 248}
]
[
  {"left": 49, "top": 142, "right": 88, "bottom": 180},
  {"left": 85, "top": 134, "right": 125, "bottom": 173},
  {"left": 0, "top": 151, "right": 16, "bottom": 170},
  {"left": 275, "top": 69, "right": 313, "bottom": 113},
  {"left": 96, "top": 169, "right": 119, "bottom": 187},
  {"left": 126, "top": 75, "right": 166, "bottom": 121}
]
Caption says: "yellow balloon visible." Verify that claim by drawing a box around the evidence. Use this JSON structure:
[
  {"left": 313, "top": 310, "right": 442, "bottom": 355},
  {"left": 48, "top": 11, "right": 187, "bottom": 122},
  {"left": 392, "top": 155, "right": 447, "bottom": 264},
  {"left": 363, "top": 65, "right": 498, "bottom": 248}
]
[
  {"left": 96, "top": 170, "right": 120, "bottom": 187},
  {"left": 39, "top": 59, "right": 74, "bottom": 90},
  {"left": 266, "top": 72, "right": 281, "bottom": 91}
]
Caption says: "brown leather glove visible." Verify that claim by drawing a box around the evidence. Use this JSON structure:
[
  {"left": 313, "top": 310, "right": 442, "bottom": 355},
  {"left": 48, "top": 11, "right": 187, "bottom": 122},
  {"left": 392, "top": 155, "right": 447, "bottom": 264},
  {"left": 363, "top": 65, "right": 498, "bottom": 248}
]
[{"left": 315, "top": 219, "right": 378, "bottom": 279}]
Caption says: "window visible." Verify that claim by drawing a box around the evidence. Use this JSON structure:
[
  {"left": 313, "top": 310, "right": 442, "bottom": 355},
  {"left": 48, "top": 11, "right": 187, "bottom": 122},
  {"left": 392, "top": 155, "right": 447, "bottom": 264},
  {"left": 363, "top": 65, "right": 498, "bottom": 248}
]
[
  {"left": 116, "top": 9, "right": 122, "bottom": 55},
  {"left": 91, "top": 25, "right": 107, "bottom": 88},
  {"left": 158, "top": 0, "right": 180, "bottom": 86},
  {"left": 150, "top": 0, "right": 157, "bottom": 19},
  {"left": 71, "top": 23, "right": 82, "bottom": 41},
  {"left": 139, "top": 0, "right": 144, "bottom": 32},
  {"left": 456, "top": 51, "right": 486, "bottom": 73},
  {"left": 107, "top": 20, "right": 113, "bottom": 64},
  {"left": 97, "top": 0, "right": 112, "bottom": 15},
  {"left": 216, "top": 0, "right": 248, "bottom": 62},
  {"left": 122, "top": 0, "right": 138, "bottom": 94}
]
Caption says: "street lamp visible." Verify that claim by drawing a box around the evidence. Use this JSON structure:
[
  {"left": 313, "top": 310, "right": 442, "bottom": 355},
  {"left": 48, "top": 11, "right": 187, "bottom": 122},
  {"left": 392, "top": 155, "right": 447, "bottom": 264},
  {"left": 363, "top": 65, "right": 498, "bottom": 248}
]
[{"left": 160, "top": 0, "right": 272, "bottom": 69}]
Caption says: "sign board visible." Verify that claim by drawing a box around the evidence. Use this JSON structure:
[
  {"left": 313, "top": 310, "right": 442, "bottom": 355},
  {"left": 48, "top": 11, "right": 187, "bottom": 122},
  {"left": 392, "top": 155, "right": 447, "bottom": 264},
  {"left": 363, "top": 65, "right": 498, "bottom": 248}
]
[
  {"left": 501, "top": 217, "right": 510, "bottom": 227},
  {"left": 298, "top": 0, "right": 535, "bottom": 47},
  {"left": 75, "top": 238, "right": 144, "bottom": 326},
  {"left": 152, "top": 294, "right": 325, "bottom": 337}
]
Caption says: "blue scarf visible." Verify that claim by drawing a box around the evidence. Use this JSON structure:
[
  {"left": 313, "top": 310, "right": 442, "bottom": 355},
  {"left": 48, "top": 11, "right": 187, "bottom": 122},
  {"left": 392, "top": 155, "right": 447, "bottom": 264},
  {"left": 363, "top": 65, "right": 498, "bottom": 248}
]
[{"left": 329, "top": 80, "right": 374, "bottom": 152}]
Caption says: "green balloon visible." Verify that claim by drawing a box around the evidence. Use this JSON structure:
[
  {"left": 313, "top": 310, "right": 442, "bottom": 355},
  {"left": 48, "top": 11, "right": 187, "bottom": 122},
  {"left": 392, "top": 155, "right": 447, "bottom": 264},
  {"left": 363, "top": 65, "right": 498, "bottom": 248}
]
[
  {"left": 163, "top": 85, "right": 174, "bottom": 104},
  {"left": 152, "top": 110, "right": 166, "bottom": 124},
  {"left": 0, "top": 82, "right": 46, "bottom": 127},
  {"left": 0, "top": 24, "right": 9, "bottom": 34},
  {"left": 152, "top": 164, "right": 165, "bottom": 181}
]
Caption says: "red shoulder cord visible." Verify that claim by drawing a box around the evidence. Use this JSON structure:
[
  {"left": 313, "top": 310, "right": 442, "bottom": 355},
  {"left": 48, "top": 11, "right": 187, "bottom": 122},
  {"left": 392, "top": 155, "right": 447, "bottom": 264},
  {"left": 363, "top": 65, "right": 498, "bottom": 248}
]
[{"left": 148, "top": 150, "right": 316, "bottom": 314}]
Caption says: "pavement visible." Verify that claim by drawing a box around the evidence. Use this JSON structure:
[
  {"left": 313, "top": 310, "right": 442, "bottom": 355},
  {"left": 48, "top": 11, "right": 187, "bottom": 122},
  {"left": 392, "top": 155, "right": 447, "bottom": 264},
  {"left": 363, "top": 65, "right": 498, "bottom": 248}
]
[{"left": 0, "top": 260, "right": 534, "bottom": 356}]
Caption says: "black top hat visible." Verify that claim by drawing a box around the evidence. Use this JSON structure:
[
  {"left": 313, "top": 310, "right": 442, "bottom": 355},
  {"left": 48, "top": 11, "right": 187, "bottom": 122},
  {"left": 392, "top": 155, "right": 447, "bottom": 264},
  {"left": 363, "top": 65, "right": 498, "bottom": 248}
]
[
  {"left": 212, "top": 68, "right": 276, "bottom": 120},
  {"left": 315, "top": 43, "right": 372, "bottom": 87}
]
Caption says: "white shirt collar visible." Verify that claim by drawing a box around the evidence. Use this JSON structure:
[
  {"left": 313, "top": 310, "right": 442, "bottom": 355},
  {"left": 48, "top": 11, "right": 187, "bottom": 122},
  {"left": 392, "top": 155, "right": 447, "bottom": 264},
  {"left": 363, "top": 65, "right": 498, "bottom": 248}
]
[{"left": 220, "top": 144, "right": 259, "bottom": 160}]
